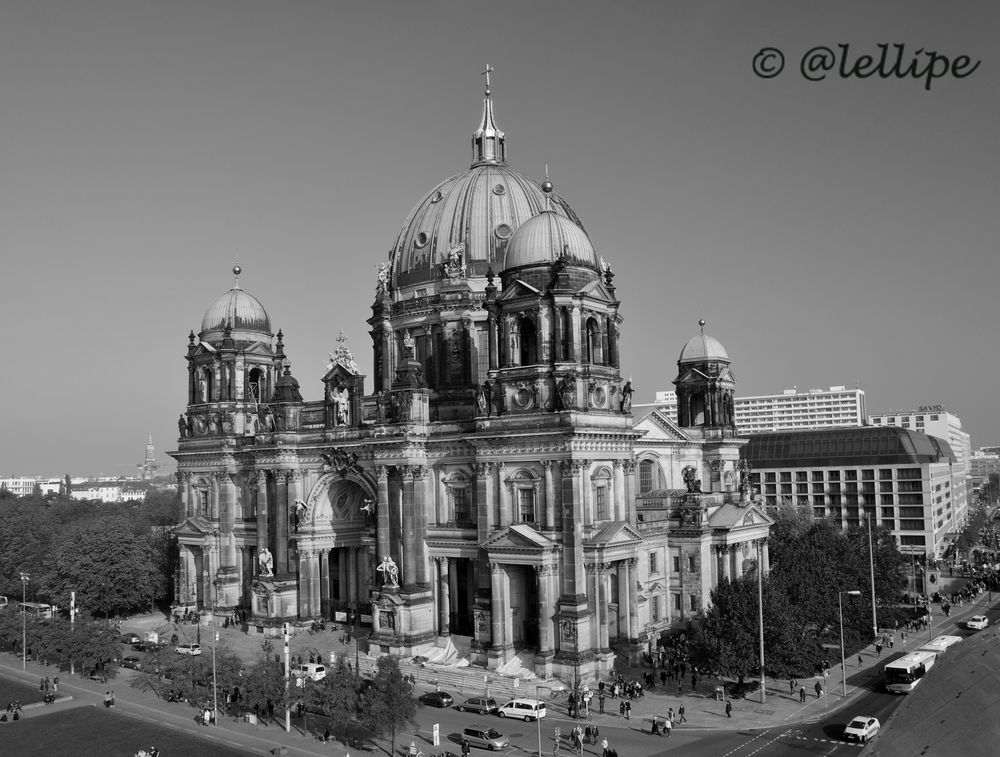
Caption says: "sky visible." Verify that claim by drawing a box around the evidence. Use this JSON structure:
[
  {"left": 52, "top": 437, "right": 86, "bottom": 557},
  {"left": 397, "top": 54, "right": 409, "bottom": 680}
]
[{"left": 1, "top": 1, "right": 997, "bottom": 477}]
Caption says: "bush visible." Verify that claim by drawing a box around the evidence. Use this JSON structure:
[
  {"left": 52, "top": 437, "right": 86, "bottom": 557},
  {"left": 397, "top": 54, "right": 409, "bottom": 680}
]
[{"left": 727, "top": 680, "right": 761, "bottom": 699}]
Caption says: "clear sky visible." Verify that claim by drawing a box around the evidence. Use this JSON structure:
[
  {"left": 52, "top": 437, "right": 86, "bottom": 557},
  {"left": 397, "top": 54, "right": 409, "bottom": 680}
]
[{"left": 1, "top": 1, "right": 996, "bottom": 476}]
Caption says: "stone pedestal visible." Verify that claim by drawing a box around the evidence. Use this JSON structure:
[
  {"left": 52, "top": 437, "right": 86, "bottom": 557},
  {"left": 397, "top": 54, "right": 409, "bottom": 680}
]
[{"left": 249, "top": 576, "right": 299, "bottom": 637}]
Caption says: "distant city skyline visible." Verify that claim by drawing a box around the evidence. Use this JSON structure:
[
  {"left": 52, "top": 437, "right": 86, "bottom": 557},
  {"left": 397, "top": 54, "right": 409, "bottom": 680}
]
[{"left": 1, "top": 1, "right": 997, "bottom": 474}]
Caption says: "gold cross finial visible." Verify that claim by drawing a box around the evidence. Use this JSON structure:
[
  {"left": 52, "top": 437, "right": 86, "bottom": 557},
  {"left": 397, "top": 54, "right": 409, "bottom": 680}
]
[{"left": 482, "top": 64, "right": 494, "bottom": 94}]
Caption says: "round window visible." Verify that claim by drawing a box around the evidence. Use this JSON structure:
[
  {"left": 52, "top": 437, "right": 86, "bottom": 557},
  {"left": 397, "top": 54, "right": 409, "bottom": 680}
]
[
  {"left": 414, "top": 232, "right": 429, "bottom": 249},
  {"left": 494, "top": 224, "right": 512, "bottom": 240},
  {"left": 493, "top": 184, "right": 507, "bottom": 196}
]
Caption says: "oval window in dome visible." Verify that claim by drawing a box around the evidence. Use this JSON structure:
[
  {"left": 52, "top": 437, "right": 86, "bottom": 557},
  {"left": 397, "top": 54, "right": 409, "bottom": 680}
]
[
  {"left": 414, "top": 232, "right": 429, "bottom": 249},
  {"left": 430, "top": 190, "right": 443, "bottom": 203},
  {"left": 492, "top": 184, "right": 507, "bottom": 196},
  {"left": 494, "top": 224, "right": 512, "bottom": 240}
]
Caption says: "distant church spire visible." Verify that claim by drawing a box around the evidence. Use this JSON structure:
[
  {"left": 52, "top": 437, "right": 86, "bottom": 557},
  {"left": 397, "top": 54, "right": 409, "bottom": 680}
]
[{"left": 472, "top": 64, "right": 507, "bottom": 166}]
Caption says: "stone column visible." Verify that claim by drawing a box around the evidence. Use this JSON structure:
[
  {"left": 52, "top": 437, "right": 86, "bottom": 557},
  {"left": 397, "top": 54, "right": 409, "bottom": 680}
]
[
  {"left": 275, "top": 471, "right": 289, "bottom": 575},
  {"left": 487, "top": 314, "right": 498, "bottom": 371},
  {"left": 449, "top": 563, "right": 459, "bottom": 631},
  {"left": 320, "top": 550, "right": 331, "bottom": 619},
  {"left": 580, "top": 460, "right": 593, "bottom": 527},
  {"left": 178, "top": 472, "right": 190, "bottom": 517},
  {"left": 612, "top": 460, "right": 625, "bottom": 521},
  {"left": 538, "top": 306, "right": 551, "bottom": 363},
  {"left": 497, "top": 462, "right": 510, "bottom": 526},
  {"left": 536, "top": 564, "right": 555, "bottom": 655},
  {"left": 220, "top": 473, "right": 238, "bottom": 569},
  {"left": 626, "top": 558, "right": 639, "bottom": 641},
  {"left": 543, "top": 461, "right": 556, "bottom": 531},
  {"left": 623, "top": 461, "right": 636, "bottom": 522},
  {"left": 571, "top": 304, "right": 583, "bottom": 367},
  {"left": 412, "top": 466, "right": 429, "bottom": 586},
  {"left": 255, "top": 471, "right": 268, "bottom": 559},
  {"left": 338, "top": 548, "right": 349, "bottom": 605},
  {"left": 619, "top": 560, "right": 633, "bottom": 640},
  {"left": 376, "top": 466, "right": 390, "bottom": 563},
  {"left": 437, "top": 557, "right": 451, "bottom": 635},
  {"left": 490, "top": 562, "right": 505, "bottom": 650},
  {"left": 598, "top": 565, "right": 611, "bottom": 651},
  {"left": 560, "top": 460, "right": 587, "bottom": 601},
  {"left": 402, "top": 467, "right": 417, "bottom": 590},
  {"left": 210, "top": 473, "right": 221, "bottom": 520},
  {"left": 298, "top": 549, "right": 313, "bottom": 618},
  {"left": 720, "top": 546, "right": 732, "bottom": 581}
]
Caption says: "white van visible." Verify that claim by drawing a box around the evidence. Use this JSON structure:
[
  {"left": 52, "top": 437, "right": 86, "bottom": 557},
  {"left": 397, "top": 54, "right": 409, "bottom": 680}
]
[
  {"left": 497, "top": 698, "right": 546, "bottom": 721},
  {"left": 293, "top": 663, "right": 326, "bottom": 682}
]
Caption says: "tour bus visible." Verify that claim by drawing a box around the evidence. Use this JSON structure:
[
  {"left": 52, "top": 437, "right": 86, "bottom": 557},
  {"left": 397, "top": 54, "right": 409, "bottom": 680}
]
[
  {"left": 918, "top": 635, "right": 962, "bottom": 657},
  {"left": 884, "top": 650, "right": 937, "bottom": 694},
  {"left": 18, "top": 602, "right": 55, "bottom": 619}
]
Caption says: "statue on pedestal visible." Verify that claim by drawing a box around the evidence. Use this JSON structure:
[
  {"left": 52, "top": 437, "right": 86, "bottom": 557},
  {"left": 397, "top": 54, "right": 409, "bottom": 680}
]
[{"left": 376, "top": 554, "right": 399, "bottom": 588}]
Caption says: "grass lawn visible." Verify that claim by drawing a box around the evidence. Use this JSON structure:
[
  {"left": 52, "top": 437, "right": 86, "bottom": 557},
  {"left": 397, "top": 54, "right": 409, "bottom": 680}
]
[
  {"left": 0, "top": 675, "right": 46, "bottom": 707},
  {"left": 1, "top": 705, "right": 252, "bottom": 757}
]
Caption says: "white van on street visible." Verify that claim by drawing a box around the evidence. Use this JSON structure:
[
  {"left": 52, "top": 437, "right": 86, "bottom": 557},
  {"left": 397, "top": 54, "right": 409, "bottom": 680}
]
[{"left": 497, "top": 698, "right": 546, "bottom": 721}]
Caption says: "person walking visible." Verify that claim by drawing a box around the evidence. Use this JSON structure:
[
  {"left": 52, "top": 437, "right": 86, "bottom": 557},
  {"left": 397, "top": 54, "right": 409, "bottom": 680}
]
[
  {"left": 600, "top": 737, "right": 608, "bottom": 757},
  {"left": 598, "top": 692, "right": 605, "bottom": 714},
  {"left": 678, "top": 703, "right": 686, "bottom": 723},
  {"left": 857, "top": 654, "right": 863, "bottom": 668},
  {"left": 799, "top": 685, "right": 807, "bottom": 703},
  {"left": 725, "top": 699, "right": 732, "bottom": 718},
  {"left": 664, "top": 717, "right": 672, "bottom": 737},
  {"left": 814, "top": 680, "right": 822, "bottom": 698},
  {"left": 624, "top": 700, "right": 631, "bottom": 720}
]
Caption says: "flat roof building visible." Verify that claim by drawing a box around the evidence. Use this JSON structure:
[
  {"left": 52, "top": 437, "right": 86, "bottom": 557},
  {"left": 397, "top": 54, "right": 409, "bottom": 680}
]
[{"left": 743, "top": 426, "right": 964, "bottom": 559}]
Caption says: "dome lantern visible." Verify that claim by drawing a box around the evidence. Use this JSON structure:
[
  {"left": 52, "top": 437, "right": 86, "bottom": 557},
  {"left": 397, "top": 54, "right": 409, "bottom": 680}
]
[{"left": 472, "top": 64, "right": 506, "bottom": 167}]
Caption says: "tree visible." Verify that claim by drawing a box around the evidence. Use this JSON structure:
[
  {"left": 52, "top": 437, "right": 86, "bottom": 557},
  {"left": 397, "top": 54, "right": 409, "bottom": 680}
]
[
  {"left": 309, "top": 663, "right": 361, "bottom": 741},
  {"left": 241, "top": 657, "right": 289, "bottom": 725},
  {"left": 48, "top": 515, "right": 166, "bottom": 617},
  {"left": 360, "top": 656, "right": 415, "bottom": 756}
]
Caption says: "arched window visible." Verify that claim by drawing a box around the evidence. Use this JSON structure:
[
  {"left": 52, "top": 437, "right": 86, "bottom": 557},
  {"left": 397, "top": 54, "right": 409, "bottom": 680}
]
[
  {"left": 585, "top": 317, "right": 601, "bottom": 364},
  {"left": 690, "top": 393, "right": 706, "bottom": 426},
  {"left": 591, "top": 467, "right": 613, "bottom": 520},
  {"left": 639, "top": 460, "right": 661, "bottom": 494},
  {"left": 519, "top": 316, "right": 538, "bottom": 366},
  {"left": 248, "top": 367, "right": 263, "bottom": 405}
]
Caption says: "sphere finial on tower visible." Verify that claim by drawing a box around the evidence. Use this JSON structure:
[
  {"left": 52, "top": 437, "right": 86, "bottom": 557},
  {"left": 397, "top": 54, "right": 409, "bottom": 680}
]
[
  {"left": 698, "top": 318, "right": 706, "bottom": 333},
  {"left": 233, "top": 263, "right": 242, "bottom": 288}
]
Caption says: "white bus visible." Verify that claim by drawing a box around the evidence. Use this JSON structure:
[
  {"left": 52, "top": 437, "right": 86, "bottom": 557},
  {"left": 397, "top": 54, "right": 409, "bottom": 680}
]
[
  {"left": 918, "top": 635, "right": 962, "bottom": 657},
  {"left": 884, "top": 650, "right": 936, "bottom": 694},
  {"left": 18, "top": 602, "right": 55, "bottom": 619}
]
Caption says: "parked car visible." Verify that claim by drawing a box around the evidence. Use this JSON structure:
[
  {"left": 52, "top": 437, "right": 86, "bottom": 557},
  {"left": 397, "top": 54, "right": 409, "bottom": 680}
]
[
  {"left": 120, "top": 632, "right": 142, "bottom": 644},
  {"left": 843, "top": 715, "right": 880, "bottom": 743},
  {"left": 966, "top": 615, "right": 989, "bottom": 630},
  {"left": 174, "top": 643, "right": 202, "bottom": 656},
  {"left": 496, "top": 698, "right": 546, "bottom": 721},
  {"left": 292, "top": 663, "right": 327, "bottom": 682},
  {"left": 461, "top": 724, "right": 509, "bottom": 750},
  {"left": 457, "top": 696, "right": 498, "bottom": 715},
  {"left": 122, "top": 656, "right": 143, "bottom": 670},
  {"left": 419, "top": 691, "right": 454, "bottom": 708}
]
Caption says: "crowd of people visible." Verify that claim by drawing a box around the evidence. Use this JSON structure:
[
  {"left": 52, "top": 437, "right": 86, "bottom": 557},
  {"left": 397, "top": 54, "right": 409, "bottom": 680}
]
[{"left": 1, "top": 699, "right": 24, "bottom": 722}]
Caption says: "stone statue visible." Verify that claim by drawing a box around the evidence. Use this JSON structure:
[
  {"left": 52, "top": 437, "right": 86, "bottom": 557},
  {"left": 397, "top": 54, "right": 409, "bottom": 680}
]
[
  {"left": 293, "top": 499, "right": 311, "bottom": 530},
  {"left": 557, "top": 376, "right": 575, "bottom": 410},
  {"left": 199, "top": 374, "right": 209, "bottom": 403},
  {"left": 375, "top": 261, "right": 391, "bottom": 295},
  {"left": 258, "top": 547, "right": 274, "bottom": 577},
  {"left": 683, "top": 466, "right": 698, "bottom": 493},
  {"left": 375, "top": 391, "right": 386, "bottom": 423},
  {"left": 398, "top": 390, "right": 413, "bottom": 422},
  {"left": 402, "top": 329, "right": 415, "bottom": 359},
  {"left": 332, "top": 381, "right": 350, "bottom": 425},
  {"left": 376, "top": 554, "right": 399, "bottom": 588},
  {"left": 620, "top": 378, "right": 634, "bottom": 413},
  {"left": 475, "top": 384, "right": 488, "bottom": 416},
  {"left": 221, "top": 412, "right": 233, "bottom": 435},
  {"left": 178, "top": 414, "right": 189, "bottom": 438}
]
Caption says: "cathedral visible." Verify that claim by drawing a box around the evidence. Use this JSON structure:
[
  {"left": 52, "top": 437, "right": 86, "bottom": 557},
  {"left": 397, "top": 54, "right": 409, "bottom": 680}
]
[{"left": 170, "top": 73, "right": 770, "bottom": 681}]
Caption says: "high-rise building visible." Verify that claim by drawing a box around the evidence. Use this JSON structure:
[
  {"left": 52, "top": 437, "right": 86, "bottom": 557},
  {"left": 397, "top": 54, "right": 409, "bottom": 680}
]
[
  {"left": 649, "top": 385, "right": 867, "bottom": 434},
  {"left": 168, "top": 75, "right": 770, "bottom": 681}
]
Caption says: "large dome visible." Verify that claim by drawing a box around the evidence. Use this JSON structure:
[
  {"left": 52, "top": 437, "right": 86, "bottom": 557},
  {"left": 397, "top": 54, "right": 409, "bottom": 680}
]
[
  {"left": 389, "top": 88, "right": 583, "bottom": 290},
  {"left": 200, "top": 285, "right": 272, "bottom": 345},
  {"left": 503, "top": 210, "right": 599, "bottom": 271},
  {"left": 679, "top": 327, "right": 729, "bottom": 362}
]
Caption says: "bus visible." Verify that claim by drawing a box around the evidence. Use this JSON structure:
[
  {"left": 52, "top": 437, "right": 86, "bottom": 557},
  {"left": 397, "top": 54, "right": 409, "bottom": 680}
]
[
  {"left": 918, "top": 635, "right": 962, "bottom": 657},
  {"left": 884, "top": 650, "right": 936, "bottom": 694},
  {"left": 18, "top": 602, "right": 55, "bottom": 619}
]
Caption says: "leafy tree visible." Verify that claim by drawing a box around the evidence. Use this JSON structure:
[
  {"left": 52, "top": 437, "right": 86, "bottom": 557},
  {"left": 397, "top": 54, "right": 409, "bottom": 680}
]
[
  {"left": 360, "top": 655, "right": 415, "bottom": 757},
  {"left": 48, "top": 515, "right": 166, "bottom": 617},
  {"left": 309, "top": 663, "right": 361, "bottom": 741},
  {"left": 955, "top": 504, "right": 993, "bottom": 557},
  {"left": 241, "top": 657, "right": 290, "bottom": 725}
]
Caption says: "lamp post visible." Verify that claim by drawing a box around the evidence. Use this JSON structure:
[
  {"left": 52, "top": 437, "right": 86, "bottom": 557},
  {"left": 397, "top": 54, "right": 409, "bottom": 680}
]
[
  {"left": 867, "top": 515, "right": 878, "bottom": 643},
  {"left": 212, "top": 581, "right": 219, "bottom": 727},
  {"left": 534, "top": 683, "right": 562, "bottom": 757},
  {"left": 20, "top": 572, "right": 29, "bottom": 670},
  {"left": 839, "top": 590, "right": 861, "bottom": 698},
  {"left": 757, "top": 539, "right": 766, "bottom": 705}
]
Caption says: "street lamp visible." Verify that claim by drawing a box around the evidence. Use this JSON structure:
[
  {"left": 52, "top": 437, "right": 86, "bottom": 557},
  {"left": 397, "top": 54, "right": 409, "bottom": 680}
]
[
  {"left": 534, "top": 683, "right": 563, "bottom": 757},
  {"left": 839, "top": 590, "right": 861, "bottom": 698},
  {"left": 212, "top": 581, "right": 220, "bottom": 727},
  {"left": 20, "top": 572, "right": 29, "bottom": 670}
]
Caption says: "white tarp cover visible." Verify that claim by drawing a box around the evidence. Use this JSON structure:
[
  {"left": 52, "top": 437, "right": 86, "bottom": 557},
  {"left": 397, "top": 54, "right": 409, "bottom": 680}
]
[{"left": 496, "top": 651, "right": 537, "bottom": 680}]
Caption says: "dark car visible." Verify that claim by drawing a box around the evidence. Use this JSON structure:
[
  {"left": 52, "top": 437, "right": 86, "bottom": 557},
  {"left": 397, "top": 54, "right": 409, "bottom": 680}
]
[
  {"left": 457, "top": 696, "right": 498, "bottom": 715},
  {"left": 419, "top": 691, "right": 454, "bottom": 708},
  {"left": 122, "top": 656, "right": 143, "bottom": 670},
  {"left": 120, "top": 633, "right": 142, "bottom": 644}
]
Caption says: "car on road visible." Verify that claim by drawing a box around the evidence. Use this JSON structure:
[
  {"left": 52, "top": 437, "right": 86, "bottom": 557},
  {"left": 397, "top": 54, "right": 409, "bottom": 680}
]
[
  {"left": 457, "top": 696, "right": 498, "bottom": 715},
  {"left": 419, "top": 691, "right": 454, "bottom": 708},
  {"left": 843, "top": 715, "right": 880, "bottom": 743},
  {"left": 966, "top": 615, "right": 989, "bottom": 630},
  {"left": 122, "top": 656, "right": 143, "bottom": 670},
  {"left": 120, "top": 632, "right": 142, "bottom": 644},
  {"left": 174, "top": 643, "right": 202, "bottom": 656},
  {"left": 496, "top": 698, "right": 546, "bottom": 721},
  {"left": 461, "top": 724, "right": 509, "bottom": 750}
]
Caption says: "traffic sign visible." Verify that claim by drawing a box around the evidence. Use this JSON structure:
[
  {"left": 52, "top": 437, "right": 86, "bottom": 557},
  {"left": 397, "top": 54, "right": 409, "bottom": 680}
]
[{"left": 432, "top": 723, "right": 439, "bottom": 746}]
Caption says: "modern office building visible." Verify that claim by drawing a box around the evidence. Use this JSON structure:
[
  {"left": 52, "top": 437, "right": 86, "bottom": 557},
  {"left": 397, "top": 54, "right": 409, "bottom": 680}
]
[
  {"left": 744, "top": 426, "right": 963, "bottom": 559},
  {"left": 969, "top": 450, "right": 1000, "bottom": 479},
  {"left": 650, "top": 385, "right": 867, "bottom": 434},
  {"left": 868, "top": 407, "right": 970, "bottom": 475}
]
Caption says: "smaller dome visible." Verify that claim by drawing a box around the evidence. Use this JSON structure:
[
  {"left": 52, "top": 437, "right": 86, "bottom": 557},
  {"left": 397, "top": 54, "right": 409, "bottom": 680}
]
[
  {"left": 679, "top": 333, "right": 729, "bottom": 362},
  {"left": 502, "top": 211, "right": 599, "bottom": 271},
  {"left": 200, "top": 286, "right": 272, "bottom": 344}
]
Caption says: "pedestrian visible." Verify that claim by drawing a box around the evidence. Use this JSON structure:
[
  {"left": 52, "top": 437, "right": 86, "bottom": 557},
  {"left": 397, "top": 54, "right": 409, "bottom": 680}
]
[
  {"left": 678, "top": 703, "right": 686, "bottom": 723},
  {"left": 323, "top": 726, "right": 330, "bottom": 743},
  {"left": 104, "top": 691, "right": 113, "bottom": 709},
  {"left": 598, "top": 692, "right": 605, "bottom": 714},
  {"left": 52, "top": 677, "right": 59, "bottom": 692},
  {"left": 592, "top": 725, "right": 599, "bottom": 743},
  {"left": 584, "top": 725, "right": 592, "bottom": 744},
  {"left": 667, "top": 707, "right": 674, "bottom": 722},
  {"left": 664, "top": 717, "right": 672, "bottom": 737},
  {"left": 625, "top": 700, "right": 631, "bottom": 720},
  {"left": 149, "top": 746, "right": 160, "bottom": 757},
  {"left": 889, "top": 633, "right": 895, "bottom": 649},
  {"left": 799, "top": 686, "right": 806, "bottom": 702},
  {"left": 814, "top": 680, "right": 822, "bottom": 698},
  {"left": 788, "top": 678, "right": 795, "bottom": 695},
  {"left": 651, "top": 717, "right": 661, "bottom": 736},
  {"left": 39, "top": 678, "right": 46, "bottom": 692},
  {"left": 462, "top": 740, "right": 471, "bottom": 757},
  {"left": 619, "top": 700, "right": 625, "bottom": 718},
  {"left": 858, "top": 654, "right": 863, "bottom": 668},
  {"left": 875, "top": 642, "right": 883, "bottom": 658},
  {"left": 600, "top": 737, "right": 608, "bottom": 757},
  {"left": 677, "top": 680, "right": 683, "bottom": 697},
  {"left": 725, "top": 699, "right": 732, "bottom": 718}
]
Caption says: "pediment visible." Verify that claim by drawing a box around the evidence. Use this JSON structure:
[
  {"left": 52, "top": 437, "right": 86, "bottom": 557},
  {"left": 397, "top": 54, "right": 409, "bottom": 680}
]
[
  {"left": 584, "top": 521, "right": 643, "bottom": 548},
  {"left": 577, "top": 278, "right": 616, "bottom": 302},
  {"left": 190, "top": 342, "right": 216, "bottom": 357},
  {"left": 174, "top": 516, "right": 219, "bottom": 538},
  {"left": 497, "top": 279, "right": 541, "bottom": 301},
  {"left": 707, "top": 503, "right": 772, "bottom": 530},
  {"left": 480, "top": 523, "right": 555, "bottom": 553},
  {"left": 322, "top": 362, "right": 360, "bottom": 383},
  {"left": 243, "top": 341, "right": 274, "bottom": 357},
  {"left": 633, "top": 409, "right": 691, "bottom": 442}
]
